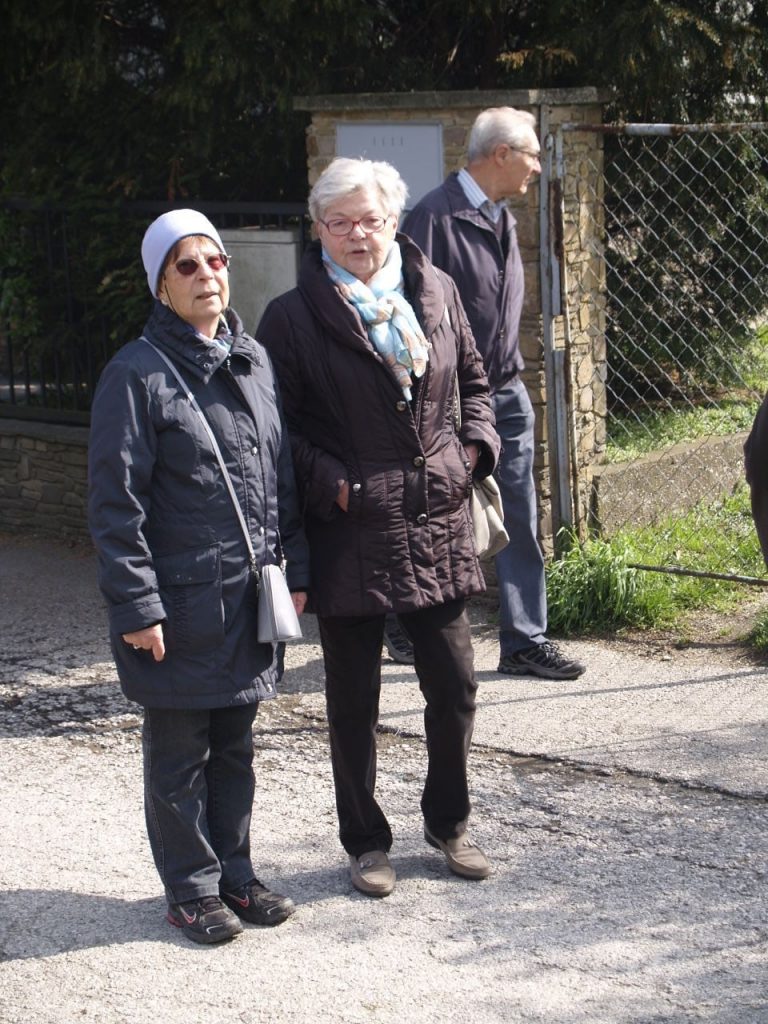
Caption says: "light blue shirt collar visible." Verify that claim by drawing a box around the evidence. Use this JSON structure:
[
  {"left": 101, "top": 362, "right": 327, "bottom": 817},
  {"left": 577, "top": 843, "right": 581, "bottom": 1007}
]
[{"left": 457, "top": 168, "right": 506, "bottom": 223}]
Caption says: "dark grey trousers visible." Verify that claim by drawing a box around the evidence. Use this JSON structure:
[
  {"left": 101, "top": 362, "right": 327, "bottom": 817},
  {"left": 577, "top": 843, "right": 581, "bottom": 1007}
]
[{"left": 142, "top": 703, "right": 258, "bottom": 904}]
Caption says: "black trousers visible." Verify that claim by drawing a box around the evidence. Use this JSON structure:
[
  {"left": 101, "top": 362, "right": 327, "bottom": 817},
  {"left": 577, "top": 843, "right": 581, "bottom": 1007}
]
[
  {"left": 142, "top": 704, "right": 258, "bottom": 904},
  {"left": 318, "top": 599, "right": 477, "bottom": 858}
]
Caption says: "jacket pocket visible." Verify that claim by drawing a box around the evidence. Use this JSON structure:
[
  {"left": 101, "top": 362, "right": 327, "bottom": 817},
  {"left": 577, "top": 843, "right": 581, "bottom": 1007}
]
[
  {"left": 155, "top": 544, "right": 225, "bottom": 654},
  {"left": 440, "top": 437, "right": 473, "bottom": 507}
]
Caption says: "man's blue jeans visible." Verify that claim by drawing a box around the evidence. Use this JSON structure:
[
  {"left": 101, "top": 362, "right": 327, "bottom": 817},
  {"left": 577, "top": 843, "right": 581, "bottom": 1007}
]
[
  {"left": 491, "top": 377, "right": 547, "bottom": 657},
  {"left": 142, "top": 703, "right": 258, "bottom": 904}
]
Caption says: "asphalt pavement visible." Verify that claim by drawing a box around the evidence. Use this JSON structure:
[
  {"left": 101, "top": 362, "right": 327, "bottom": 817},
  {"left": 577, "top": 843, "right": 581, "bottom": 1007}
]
[{"left": 1, "top": 532, "right": 767, "bottom": 1024}]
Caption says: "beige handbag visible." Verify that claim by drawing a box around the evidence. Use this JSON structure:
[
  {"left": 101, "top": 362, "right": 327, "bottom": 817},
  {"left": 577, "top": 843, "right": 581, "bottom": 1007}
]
[
  {"left": 470, "top": 474, "right": 509, "bottom": 559},
  {"left": 453, "top": 374, "right": 510, "bottom": 560}
]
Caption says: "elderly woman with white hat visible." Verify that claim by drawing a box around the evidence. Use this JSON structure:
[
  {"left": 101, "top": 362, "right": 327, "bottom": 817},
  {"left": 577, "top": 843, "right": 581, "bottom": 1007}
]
[{"left": 88, "top": 209, "right": 310, "bottom": 944}]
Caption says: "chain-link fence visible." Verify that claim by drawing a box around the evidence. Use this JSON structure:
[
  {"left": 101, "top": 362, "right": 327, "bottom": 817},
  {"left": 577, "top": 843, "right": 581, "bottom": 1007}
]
[{"left": 549, "top": 122, "right": 768, "bottom": 583}]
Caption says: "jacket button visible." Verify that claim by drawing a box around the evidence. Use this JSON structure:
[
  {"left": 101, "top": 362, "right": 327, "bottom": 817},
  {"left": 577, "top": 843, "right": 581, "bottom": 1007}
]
[
  {"left": 259, "top": 526, "right": 265, "bottom": 535},
  {"left": 412, "top": 455, "right": 425, "bottom": 467},
  {"left": 417, "top": 513, "right": 428, "bottom": 525},
  {"left": 251, "top": 445, "right": 259, "bottom": 455},
  {"left": 396, "top": 400, "right": 407, "bottom": 412},
  {"left": 352, "top": 483, "right": 361, "bottom": 493}
]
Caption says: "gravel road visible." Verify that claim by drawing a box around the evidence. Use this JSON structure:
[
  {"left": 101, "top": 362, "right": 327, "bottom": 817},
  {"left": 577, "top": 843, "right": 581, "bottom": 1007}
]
[{"left": 1, "top": 534, "right": 767, "bottom": 1024}]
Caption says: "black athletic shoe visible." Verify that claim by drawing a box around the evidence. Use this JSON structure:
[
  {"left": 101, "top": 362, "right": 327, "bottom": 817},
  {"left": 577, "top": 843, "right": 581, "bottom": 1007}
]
[
  {"left": 167, "top": 895, "right": 243, "bottom": 944},
  {"left": 221, "top": 879, "right": 296, "bottom": 927},
  {"left": 498, "top": 641, "right": 586, "bottom": 680},
  {"left": 382, "top": 616, "right": 415, "bottom": 665}
]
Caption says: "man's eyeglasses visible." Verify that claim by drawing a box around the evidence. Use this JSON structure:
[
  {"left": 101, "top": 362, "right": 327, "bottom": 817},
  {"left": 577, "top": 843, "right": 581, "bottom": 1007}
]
[
  {"left": 319, "top": 215, "right": 389, "bottom": 237},
  {"left": 510, "top": 146, "right": 541, "bottom": 161},
  {"left": 173, "top": 253, "right": 230, "bottom": 276}
]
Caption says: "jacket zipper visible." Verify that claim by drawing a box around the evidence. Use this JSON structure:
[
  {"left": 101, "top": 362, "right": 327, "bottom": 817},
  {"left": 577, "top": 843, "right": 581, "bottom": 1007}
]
[{"left": 222, "top": 356, "right": 265, "bottom": 561}]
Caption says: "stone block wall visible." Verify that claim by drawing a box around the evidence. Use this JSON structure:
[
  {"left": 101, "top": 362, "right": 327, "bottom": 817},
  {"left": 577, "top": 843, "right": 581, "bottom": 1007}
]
[{"left": 0, "top": 420, "right": 90, "bottom": 540}]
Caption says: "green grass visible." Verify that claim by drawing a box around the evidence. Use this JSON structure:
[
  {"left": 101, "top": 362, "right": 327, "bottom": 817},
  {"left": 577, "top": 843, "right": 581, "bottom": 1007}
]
[
  {"left": 605, "top": 324, "right": 768, "bottom": 464},
  {"left": 546, "top": 485, "right": 766, "bottom": 636},
  {"left": 605, "top": 400, "right": 760, "bottom": 464},
  {"left": 548, "top": 324, "right": 768, "bottom": 638}
]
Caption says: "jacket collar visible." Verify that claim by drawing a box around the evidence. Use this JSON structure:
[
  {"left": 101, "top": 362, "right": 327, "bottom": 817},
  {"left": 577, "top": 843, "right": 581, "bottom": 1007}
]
[
  {"left": 143, "top": 301, "right": 261, "bottom": 382},
  {"left": 399, "top": 233, "right": 452, "bottom": 337},
  {"left": 443, "top": 171, "right": 517, "bottom": 231}
]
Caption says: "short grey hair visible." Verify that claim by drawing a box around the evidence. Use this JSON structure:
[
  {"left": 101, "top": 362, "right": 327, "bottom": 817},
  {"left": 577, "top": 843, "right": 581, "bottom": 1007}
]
[
  {"left": 467, "top": 107, "right": 537, "bottom": 162},
  {"left": 308, "top": 157, "right": 409, "bottom": 223}
]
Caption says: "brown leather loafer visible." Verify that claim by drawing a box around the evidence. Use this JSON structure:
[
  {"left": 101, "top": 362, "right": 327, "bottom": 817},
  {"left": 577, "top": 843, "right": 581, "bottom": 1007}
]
[
  {"left": 349, "top": 850, "right": 396, "bottom": 897},
  {"left": 424, "top": 827, "right": 491, "bottom": 880}
]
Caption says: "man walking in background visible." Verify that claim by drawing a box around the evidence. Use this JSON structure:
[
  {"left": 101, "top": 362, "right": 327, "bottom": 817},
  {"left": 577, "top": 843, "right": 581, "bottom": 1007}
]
[{"left": 403, "top": 106, "right": 585, "bottom": 680}]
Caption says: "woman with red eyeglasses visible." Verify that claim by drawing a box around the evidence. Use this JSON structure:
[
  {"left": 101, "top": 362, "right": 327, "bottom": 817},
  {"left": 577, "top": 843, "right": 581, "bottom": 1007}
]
[
  {"left": 258, "top": 159, "right": 500, "bottom": 899},
  {"left": 88, "top": 209, "right": 309, "bottom": 945}
]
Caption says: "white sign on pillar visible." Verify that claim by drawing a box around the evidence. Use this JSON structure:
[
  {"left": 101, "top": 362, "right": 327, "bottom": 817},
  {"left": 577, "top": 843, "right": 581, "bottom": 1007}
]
[{"left": 336, "top": 123, "right": 443, "bottom": 209}]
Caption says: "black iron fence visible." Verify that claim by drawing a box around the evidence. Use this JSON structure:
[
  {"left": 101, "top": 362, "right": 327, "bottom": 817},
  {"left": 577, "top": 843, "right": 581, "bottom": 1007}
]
[{"left": 0, "top": 199, "right": 310, "bottom": 423}]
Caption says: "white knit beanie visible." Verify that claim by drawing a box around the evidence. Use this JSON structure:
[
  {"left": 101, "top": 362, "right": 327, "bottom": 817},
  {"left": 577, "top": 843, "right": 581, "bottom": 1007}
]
[{"left": 141, "top": 209, "right": 225, "bottom": 296}]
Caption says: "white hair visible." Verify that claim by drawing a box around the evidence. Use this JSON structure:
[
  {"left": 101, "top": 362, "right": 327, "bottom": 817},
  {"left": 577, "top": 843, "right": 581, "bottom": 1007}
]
[
  {"left": 467, "top": 107, "right": 537, "bottom": 162},
  {"left": 308, "top": 157, "right": 409, "bottom": 222}
]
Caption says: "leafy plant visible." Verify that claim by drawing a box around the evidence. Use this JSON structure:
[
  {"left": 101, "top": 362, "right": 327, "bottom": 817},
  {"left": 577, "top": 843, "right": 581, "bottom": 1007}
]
[
  {"left": 748, "top": 606, "right": 768, "bottom": 652},
  {"left": 546, "top": 532, "right": 661, "bottom": 634},
  {"left": 547, "top": 485, "right": 765, "bottom": 636}
]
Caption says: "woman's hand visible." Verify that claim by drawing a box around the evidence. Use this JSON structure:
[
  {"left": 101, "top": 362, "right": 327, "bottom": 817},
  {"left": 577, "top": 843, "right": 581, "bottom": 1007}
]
[
  {"left": 292, "top": 591, "right": 308, "bottom": 616},
  {"left": 464, "top": 443, "right": 480, "bottom": 475},
  {"left": 336, "top": 481, "right": 350, "bottom": 511},
  {"left": 122, "top": 624, "right": 166, "bottom": 662}
]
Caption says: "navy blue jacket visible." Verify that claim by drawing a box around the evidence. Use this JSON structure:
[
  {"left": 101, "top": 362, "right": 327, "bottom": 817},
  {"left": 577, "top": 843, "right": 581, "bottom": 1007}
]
[
  {"left": 402, "top": 172, "right": 525, "bottom": 394},
  {"left": 88, "top": 301, "right": 310, "bottom": 709}
]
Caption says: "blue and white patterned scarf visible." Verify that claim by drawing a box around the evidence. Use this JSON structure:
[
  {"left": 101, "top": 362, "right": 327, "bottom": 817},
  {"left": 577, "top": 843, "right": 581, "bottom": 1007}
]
[{"left": 322, "top": 242, "right": 430, "bottom": 400}]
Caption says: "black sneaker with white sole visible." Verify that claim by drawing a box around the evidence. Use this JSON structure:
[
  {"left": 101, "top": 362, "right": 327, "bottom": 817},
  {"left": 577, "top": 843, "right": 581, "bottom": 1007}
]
[
  {"left": 167, "top": 895, "right": 243, "bottom": 944},
  {"left": 498, "top": 640, "right": 585, "bottom": 680},
  {"left": 382, "top": 616, "right": 415, "bottom": 665},
  {"left": 221, "top": 878, "right": 296, "bottom": 926}
]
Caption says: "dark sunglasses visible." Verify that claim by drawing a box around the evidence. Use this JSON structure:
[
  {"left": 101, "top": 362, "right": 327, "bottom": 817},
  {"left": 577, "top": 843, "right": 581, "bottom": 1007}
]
[{"left": 173, "top": 252, "right": 230, "bottom": 276}]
